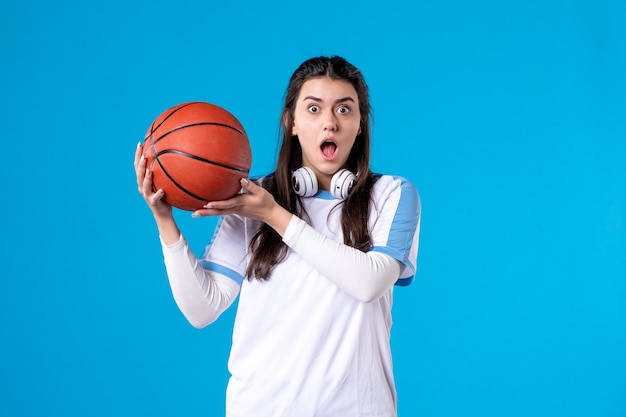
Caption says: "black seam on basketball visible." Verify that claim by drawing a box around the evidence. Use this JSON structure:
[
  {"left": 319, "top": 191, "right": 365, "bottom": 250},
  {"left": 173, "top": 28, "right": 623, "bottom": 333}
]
[
  {"left": 146, "top": 102, "right": 198, "bottom": 141},
  {"left": 144, "top": 102, "right": 198, "bottom": 157},
  {"left": 148, "top": 122, "right": 246, "bottom": 150},
  {"left": 153, "top": 156, "right": 210, "bottom": 204},
  {"left": 144, "top": 102, "right": 244, "bottom": 141},
  {"left": 156, "top": 149, "right": 250, "bottom": 173},
  {"left": 145, "top": 103, "right": 197, "bottom": 159}
]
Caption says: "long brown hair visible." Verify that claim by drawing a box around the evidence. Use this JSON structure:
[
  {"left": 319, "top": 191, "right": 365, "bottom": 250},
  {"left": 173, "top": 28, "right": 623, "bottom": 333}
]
[{"left": 246, "top": 56, "right": 374, "bottom": 280}]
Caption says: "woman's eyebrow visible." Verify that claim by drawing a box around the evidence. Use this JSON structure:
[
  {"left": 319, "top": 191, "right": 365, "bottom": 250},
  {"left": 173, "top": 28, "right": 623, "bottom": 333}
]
[{"left": 302, "top": 96, "right": 356, "bottom": 104}]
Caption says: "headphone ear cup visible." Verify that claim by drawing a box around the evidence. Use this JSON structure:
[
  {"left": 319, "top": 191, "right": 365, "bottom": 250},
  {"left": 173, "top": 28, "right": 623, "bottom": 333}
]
[
  {"left": 292, "top": 167, "right": 318, "bottom": 197},
  {"left": 330, "top": 169, "right": 357, "bottom": 199}
]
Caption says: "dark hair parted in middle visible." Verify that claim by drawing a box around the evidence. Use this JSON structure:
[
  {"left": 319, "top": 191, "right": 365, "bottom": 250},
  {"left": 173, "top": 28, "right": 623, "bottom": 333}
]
[{"left": 246, "top": 56, "right": 375, "bottom": 280}]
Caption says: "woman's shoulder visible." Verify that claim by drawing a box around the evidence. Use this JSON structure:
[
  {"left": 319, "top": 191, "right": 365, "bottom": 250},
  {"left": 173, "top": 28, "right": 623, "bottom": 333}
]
[
  {"left": 370, "top": 173, "right": 421, "bottom": 212},
  {"left": 371, "top": 173, "right": 419, "bottom": 195}
]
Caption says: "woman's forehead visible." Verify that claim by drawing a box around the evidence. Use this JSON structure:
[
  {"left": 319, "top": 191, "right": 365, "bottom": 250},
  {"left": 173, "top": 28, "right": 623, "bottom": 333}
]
[{"left": 297, "top": 77, "right": 358, "bottom": 102}]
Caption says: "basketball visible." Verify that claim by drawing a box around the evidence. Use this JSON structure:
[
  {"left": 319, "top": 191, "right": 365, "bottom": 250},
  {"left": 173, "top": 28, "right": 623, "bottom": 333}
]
[{"left": 141, "top": 102, "right": 252, "bottom": 211}]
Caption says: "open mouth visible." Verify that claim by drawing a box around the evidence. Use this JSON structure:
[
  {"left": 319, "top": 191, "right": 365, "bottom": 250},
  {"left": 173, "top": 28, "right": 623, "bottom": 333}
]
[{"left": 321, "top": 139, "right": 337, "bottom": 159}]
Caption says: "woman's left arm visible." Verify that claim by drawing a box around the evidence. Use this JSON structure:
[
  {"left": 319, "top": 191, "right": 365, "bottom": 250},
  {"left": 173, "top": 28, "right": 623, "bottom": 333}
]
[{"left": 282, "top": 216, "right": 400, "bottom": 302}]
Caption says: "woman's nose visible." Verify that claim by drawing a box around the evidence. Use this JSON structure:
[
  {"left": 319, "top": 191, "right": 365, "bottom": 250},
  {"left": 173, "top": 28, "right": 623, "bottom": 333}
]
[{"left": 322, "top": 111, "right": 337, "bottom": 131}]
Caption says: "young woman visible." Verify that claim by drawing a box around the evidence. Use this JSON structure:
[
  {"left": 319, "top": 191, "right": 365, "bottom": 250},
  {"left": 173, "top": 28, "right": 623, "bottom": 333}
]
[{"left": 134, "top": 56, "right": 421, "bottom": 417}]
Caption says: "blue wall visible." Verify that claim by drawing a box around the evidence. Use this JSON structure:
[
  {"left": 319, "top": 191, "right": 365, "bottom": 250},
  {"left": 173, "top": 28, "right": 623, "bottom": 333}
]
[{"left": 1, "top": 0, "right": 624, "bottom": 416}]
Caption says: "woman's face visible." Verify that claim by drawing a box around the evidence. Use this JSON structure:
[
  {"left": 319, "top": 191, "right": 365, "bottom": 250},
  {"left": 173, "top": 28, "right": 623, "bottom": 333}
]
[{"left": 291, "top": 77, "right": 361, "bottom": 191}]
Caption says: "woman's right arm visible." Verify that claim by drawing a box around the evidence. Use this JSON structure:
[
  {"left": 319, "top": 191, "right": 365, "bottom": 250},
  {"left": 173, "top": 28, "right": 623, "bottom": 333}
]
[
  {"left": 162, "top": 235, "right": 240, "bottom": 328},
  {"left": 134, "top": 143, "right": 239, "bottom": 327}
]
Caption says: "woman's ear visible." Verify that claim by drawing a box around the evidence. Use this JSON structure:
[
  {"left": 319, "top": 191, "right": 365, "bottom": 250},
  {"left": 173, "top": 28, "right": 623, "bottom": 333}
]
[
  {"left": 290, "top": 119, "right": 298, "bottom": 137},
  {"left": 283, "top": 112, "right": 297, "bottom": 136}
]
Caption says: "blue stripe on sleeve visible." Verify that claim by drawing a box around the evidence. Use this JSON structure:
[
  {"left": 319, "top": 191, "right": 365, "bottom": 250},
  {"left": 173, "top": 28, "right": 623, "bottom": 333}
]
[
  {"left": 387, "top": 177, "right": 420, "bottom": 259},
  {"left": 198, "top": 259, "right": 244, "bottom": 286},
  {"left": 198, "top": 216, "right": 245, "bottom": 286},
  {"left": 371, "top": 176, "right": 421, "bottom": 286},
  {"left": 395, "top": 276, "right": 414, "bottom": 286}
]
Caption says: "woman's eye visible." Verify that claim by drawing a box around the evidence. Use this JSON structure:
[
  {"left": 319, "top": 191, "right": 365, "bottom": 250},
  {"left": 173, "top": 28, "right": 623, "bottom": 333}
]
[
  {"left": 337, "top": 105, "right": 351, "bottom": 114},
  {"left": 308, "top": 105, "right": 320, "bottom": 113}
]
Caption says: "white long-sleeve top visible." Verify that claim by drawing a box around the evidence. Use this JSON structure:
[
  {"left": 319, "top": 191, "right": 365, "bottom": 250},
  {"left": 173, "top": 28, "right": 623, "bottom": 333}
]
[{"left": 160, "top": 174, "right": 421, "bottom": 417}]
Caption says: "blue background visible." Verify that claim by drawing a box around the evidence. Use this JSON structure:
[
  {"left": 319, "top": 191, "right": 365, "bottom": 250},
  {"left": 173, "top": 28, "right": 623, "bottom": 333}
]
[{"left": 1, "top": 0, "right": 625, "bottom": 416}]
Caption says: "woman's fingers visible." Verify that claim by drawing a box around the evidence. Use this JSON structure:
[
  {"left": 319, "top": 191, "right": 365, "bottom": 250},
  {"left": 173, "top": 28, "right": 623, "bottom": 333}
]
[
  {"left": 148, "top": 188, "right": 165, "bottom": 206},
  {"left": 139, "top": 161, "right": 152, "bottom": 195},
  {"left": 133, "top": 142, "right": 141, "bottom": 166},
  {"left": 191, "top": 178, "right": 278, "bottom": 222},
  {"left": 133, "top": 143, "right": 173, "bottom": 217},
  {"left": 135, "top": 144, "right": 148, "bottom": 186},
  {"left": 135, "top": 144, "right": 159, "bottom": 201},
  {"left": 240, "top": 177, "right": 261, "bottom": 193}
]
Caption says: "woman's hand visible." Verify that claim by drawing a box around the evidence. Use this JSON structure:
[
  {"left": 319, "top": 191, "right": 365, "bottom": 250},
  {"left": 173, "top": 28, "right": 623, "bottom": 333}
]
[
  {"left": 134, "top": 143, "right": 173, "bottom": 219},
  {"left": 134, "top": 143, "right": 181, "bottom": 244},
  {"left": 192, "top": 179, "right": 293, "bottom": 237}
]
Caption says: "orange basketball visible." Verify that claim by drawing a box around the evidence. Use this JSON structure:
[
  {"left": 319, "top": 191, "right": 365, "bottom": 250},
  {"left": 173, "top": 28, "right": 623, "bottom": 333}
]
[{"left": 141, "top": 102, "right": 252, "bottom": 211}]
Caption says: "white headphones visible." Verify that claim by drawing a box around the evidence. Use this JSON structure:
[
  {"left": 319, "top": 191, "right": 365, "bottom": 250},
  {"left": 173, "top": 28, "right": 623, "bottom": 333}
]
[{"left": 292, "top": 167, "right": 356, "bottom": 199}]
